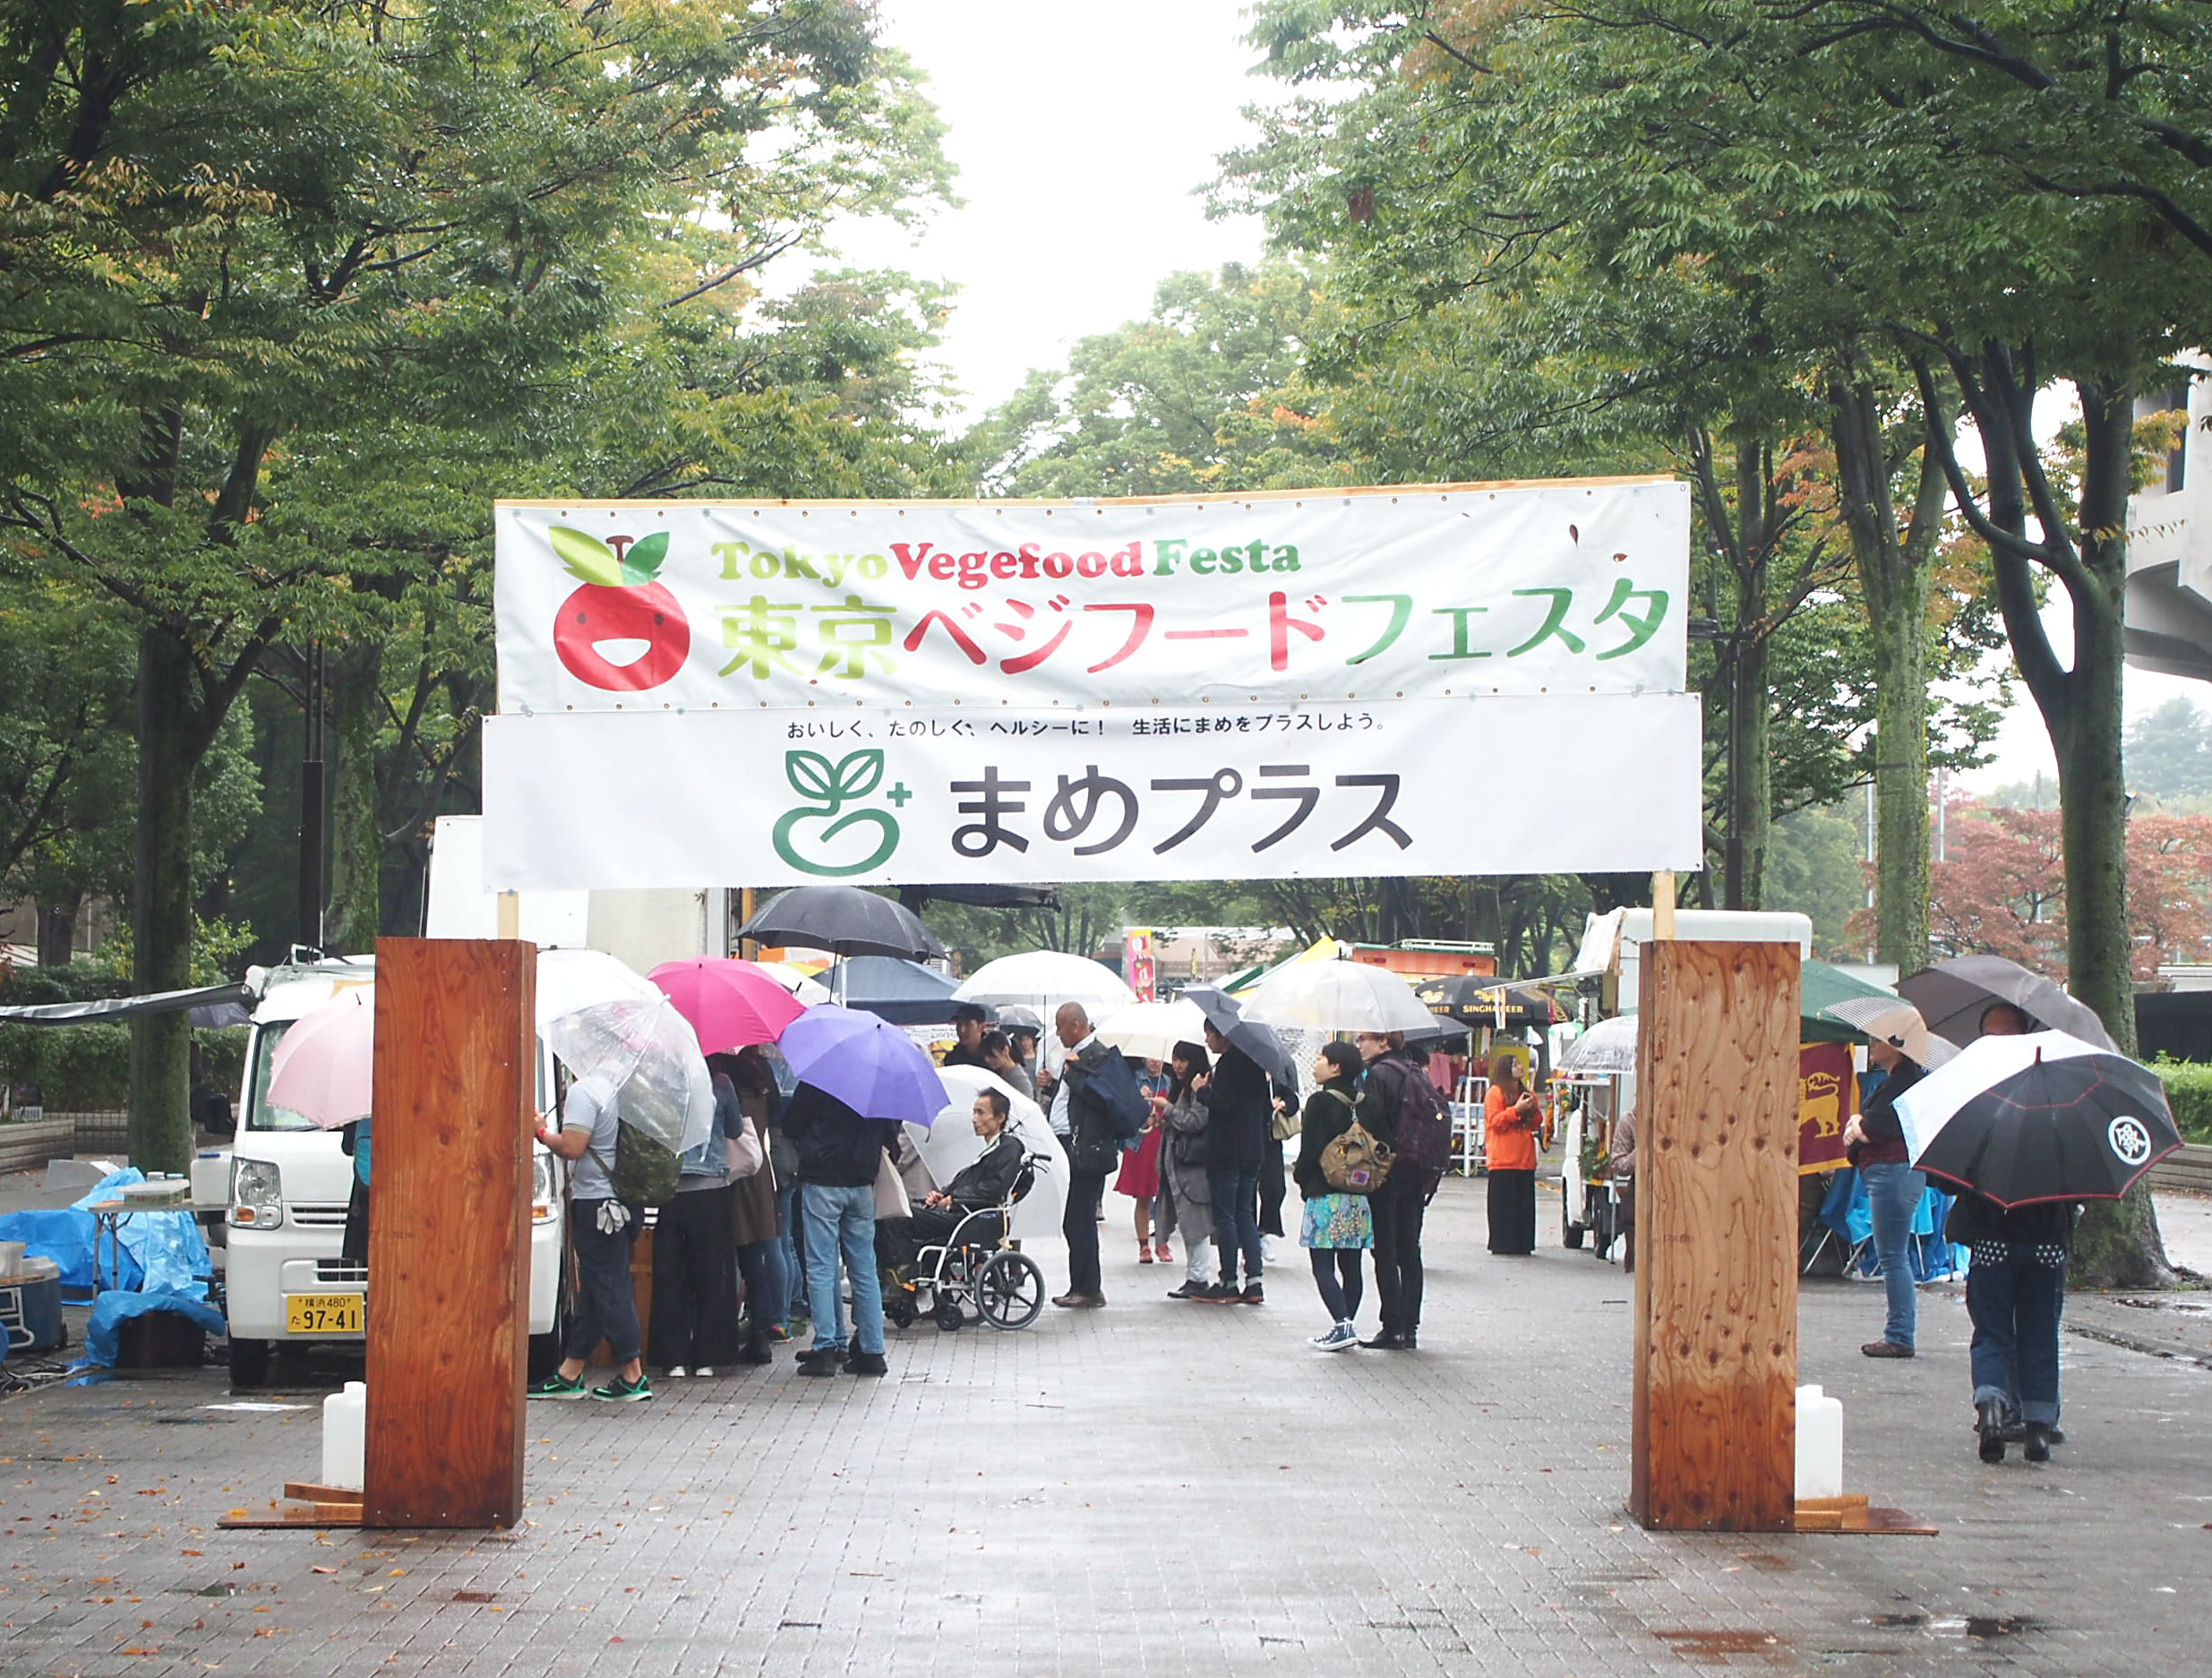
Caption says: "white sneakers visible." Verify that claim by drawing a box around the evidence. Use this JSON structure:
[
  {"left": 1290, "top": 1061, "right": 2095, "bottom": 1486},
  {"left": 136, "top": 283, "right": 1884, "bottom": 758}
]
[
  {"left": 1311, "top": 1320, "right": 1359, "bottom": 1351},
  {"left": 665, "top": 1366, "right": 688, "bottom": 1378}
]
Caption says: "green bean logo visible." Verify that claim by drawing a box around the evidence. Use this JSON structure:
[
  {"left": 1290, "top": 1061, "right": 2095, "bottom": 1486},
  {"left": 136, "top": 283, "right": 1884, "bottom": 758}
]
[{"left": 772, "top": 749, "right": 902, "bottom": 877}]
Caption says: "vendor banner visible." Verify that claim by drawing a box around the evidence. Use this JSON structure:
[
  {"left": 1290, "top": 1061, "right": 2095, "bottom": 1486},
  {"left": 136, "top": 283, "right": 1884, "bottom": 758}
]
[
  {"left": 1798, "top": 1041, "right": 1857, "bottom": 1174},
  {"left": 493, "top": 481, "right": 1689, "bottom": 716},
  {"left": 480, "top": 693, "right": 1704, "bottom": 891}
]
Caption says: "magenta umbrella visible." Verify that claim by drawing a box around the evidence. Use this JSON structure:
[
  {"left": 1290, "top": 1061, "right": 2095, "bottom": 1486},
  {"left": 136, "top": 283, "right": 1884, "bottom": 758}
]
[
  {"left": 648, "top": 958, "right": 807, "bottom": 1055},
  {"left": 266, "top": 988, "right": 375, "bottom": 1129}
]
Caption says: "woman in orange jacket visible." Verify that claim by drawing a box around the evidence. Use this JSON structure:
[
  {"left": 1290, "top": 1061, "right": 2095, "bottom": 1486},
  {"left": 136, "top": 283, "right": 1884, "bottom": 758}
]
[{"left": 1484, "top": 1057, "right": 1542, "bottom": 1254}]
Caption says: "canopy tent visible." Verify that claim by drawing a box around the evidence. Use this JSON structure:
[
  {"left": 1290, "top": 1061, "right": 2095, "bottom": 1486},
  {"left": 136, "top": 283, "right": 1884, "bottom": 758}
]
[
  {"left": 818, "top": 956, "right": 961, "bottom": 1025},
  {"left": 1799, "top": 961, "right": 1899, "bottom": 1043}
]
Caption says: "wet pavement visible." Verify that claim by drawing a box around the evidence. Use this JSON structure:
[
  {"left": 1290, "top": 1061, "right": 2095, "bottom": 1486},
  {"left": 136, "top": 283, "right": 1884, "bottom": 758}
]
[{"left": 0, "top": 1175, "right": 2207, "bottom": 1676}]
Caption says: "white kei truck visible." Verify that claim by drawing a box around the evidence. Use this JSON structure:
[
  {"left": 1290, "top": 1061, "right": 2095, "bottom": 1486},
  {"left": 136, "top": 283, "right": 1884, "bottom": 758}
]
[{"left": 219, "top": 816, "right": 730, "bottom": 1385}]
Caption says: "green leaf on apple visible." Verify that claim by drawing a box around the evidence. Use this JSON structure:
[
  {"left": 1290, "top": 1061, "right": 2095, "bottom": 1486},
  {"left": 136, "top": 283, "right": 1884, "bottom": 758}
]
[
  {"left": 549, "top": 525, "right": 622, "bottom": 586},
  {"left": 622, "top": 530, "right": 670, "bottom": 586}
]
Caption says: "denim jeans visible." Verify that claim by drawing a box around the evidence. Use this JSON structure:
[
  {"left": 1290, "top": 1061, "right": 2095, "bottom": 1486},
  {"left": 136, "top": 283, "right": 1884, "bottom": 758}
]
[
  {"left": 1968, "top": 1246, "right": 2065, "bottom": 1425},
  {"left": 1208, "top": 1164, "right": 1265, "bottom": 1286},
  {"left": 801, "top": 1182, "right": 883, "bottom": 1357},
  {"left": 1860, "top": 1162, "right": 1925, "bottom": 1348}
]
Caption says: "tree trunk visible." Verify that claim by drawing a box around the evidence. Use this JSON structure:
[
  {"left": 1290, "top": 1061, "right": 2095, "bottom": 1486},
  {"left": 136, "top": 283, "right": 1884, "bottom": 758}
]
[
  {"left": 325, "top": 642, "right": 384, "bottom": 955},
  {"left": 1728, "top": 625, "right": 1770, "bottom": 910},
  {"left": 1830, "top": 368, "right": 1938, "bottom": 972},
  {"left": 1935, "top": 364, "right": 2164, "bottom": 1286},
  {"left": 129, "top": 624, "right": 196, "bottom": 1175},
  {"left": 35, "top": 892, "right": 80, "bottom": 966}
]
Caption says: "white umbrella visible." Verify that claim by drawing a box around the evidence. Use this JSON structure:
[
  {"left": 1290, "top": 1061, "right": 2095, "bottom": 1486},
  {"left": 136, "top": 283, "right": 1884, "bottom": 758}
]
[
  {"left": 954, "top": 951, "right": 1136, "bottom": 1019},
  {"left": 750, "top": 959, "right": 832, "bottom": 1005},
  {"left": 906, "top": 1066, "right": 1067, "bottom": 1240},
  {"left": 1239, "top": 958, "right": 1436, "bottom": 1034},
  {"left": 1093, "top": 997, "right": 1209, "bottom": 1064}
]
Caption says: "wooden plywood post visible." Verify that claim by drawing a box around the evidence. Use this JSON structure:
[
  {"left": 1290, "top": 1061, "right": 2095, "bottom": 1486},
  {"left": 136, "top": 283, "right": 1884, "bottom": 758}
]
[
  {"left": 364, "top": 937, "right": 535, "bottom": 1528},
  {"left": 1631, "top": 939, "right": 1801, "bottom": 1532}
]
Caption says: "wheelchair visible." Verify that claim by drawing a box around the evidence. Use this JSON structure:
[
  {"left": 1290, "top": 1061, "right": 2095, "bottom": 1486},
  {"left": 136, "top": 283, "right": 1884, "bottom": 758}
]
[{"left": 884, "top": 1151, "right": 1051, "bottom": 1332}]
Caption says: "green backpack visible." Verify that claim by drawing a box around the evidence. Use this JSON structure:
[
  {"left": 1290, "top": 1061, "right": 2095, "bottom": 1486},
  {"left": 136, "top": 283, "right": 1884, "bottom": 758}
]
[{"left": 609, "top": 1120, "right": 681, "bottom": 1209}]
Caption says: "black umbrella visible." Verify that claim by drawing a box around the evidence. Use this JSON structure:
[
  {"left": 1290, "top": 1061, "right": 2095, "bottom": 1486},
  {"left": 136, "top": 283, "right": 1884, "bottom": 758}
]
[
  {"left": 737, "top": 886, "right": 946, "bottom": 963},
  {"left": 817, "top": 956, "right": 960, "bottom": 1025},
  {"left": 1893, "top": 1031, "right": 2182, "bottom": 1207},
  {"left": 1402, "top": 1011, "right": 1476, "bottom": 1044},
  {"left": 1897, "top": 955, "right": 2115, "bottom": 1049},
  {"left": 1180, "top": 987, "right": 1297, "bottom": 1087}
]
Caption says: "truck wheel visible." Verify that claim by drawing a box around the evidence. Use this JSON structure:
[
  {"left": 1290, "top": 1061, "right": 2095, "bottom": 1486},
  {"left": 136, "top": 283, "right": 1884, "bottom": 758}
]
[{"left": 228, "top": 1336, "right": 270, "bottom": 1390}]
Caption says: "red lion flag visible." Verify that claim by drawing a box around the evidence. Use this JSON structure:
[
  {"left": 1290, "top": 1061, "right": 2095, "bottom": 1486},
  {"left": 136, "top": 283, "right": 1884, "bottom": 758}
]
[{"left": 1798, "top": 1042, "right": 1856, "bottom": 1175}]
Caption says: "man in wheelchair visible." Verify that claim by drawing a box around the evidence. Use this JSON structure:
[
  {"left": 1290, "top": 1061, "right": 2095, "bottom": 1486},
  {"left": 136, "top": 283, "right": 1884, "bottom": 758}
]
[{"left": 877, "top": 1087, "right": 1025, "bottom": 1282}]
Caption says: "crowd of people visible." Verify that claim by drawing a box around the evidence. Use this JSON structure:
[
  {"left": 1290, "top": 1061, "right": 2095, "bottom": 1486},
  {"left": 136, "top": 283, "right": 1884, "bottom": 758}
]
[{"left": 526, "top": 997, "right": 1524, "bottom": 1400}]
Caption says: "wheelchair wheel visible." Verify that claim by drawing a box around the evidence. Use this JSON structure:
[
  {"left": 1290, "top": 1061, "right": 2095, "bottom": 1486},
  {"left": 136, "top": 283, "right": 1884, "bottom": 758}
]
[
  {"left": 975, "top": 1250, "right": 1045, "bottom": 1331},
  {"left": 885, "top": 1290, "right": 918, "bottom": 1331},
  {"left": 933, "top": 1297, "right": 967, "bottom": 1331}
]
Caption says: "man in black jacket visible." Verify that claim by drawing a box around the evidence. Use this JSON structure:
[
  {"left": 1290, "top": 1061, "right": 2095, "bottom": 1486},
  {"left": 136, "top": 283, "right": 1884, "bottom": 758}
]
[
  {"left": 1196, "top": 1024, "right": 1273, "bottom": 1304},
  {"left": 1050, "top": 1002, "right": 1132, "bottom": 1307},
  {"left": 783, "top": 1080, "right": 901, "bottom": 1377},
  {"left": 876, "top": 1088, "right": 1025, "bottom": 1275}
]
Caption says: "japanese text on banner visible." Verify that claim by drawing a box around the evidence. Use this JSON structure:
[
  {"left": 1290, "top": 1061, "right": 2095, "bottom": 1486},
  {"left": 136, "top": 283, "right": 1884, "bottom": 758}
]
[{"left": 494, "top": 482, "right": 1690, "bottom": 716}]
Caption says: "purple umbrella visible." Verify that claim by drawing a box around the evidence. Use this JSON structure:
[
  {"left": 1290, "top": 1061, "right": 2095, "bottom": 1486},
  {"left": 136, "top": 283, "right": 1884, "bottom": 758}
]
[{"left": 777, "top": 1003, "right": 949, "bottom": 1125}]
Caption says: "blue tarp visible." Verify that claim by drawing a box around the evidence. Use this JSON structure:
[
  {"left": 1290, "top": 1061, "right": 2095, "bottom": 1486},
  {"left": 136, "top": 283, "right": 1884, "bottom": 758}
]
[
  {"left": 1817, "top": 1169, "right": 1969, "bottom": 1281},
  {"left": 80, "top": 1288, "right": 226, "bottom": 1368},
  {"left": 71, "top": 1169, "right": 210, "bottom": 1294},
  {"left": 0, "top": 1207, "right": 98, "bottom": 1291},
  {"left": 0, "top": 1170, "right": 211, "bottom": 1299}
]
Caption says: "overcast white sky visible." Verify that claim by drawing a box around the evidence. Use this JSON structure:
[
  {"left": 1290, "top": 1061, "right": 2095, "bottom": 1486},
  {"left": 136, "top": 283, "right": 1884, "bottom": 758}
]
[
  {"left": 818, "top": 2, "right": 2210, "bottom": 791},
  {"left": 826, "top": 0, "right": 1277, "bottom": 422}
]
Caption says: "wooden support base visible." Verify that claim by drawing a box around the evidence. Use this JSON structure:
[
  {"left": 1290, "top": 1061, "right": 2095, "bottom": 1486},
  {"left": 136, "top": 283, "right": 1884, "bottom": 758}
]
[
  {"left": 282, "top": 1482, "right": 364, "bottom": 1505},
  {"left": 1792, "top": 1494, "right": 1937, "bottom": 1537},
  {"left": 219, "top": 1502, "right": 365, "bottom": 1530}
]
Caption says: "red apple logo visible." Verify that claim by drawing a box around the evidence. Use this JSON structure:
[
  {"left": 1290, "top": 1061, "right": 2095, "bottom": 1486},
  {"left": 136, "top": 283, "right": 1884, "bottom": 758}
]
[{"left": 547, "top": 526, "right": 691, "bottom": 692}]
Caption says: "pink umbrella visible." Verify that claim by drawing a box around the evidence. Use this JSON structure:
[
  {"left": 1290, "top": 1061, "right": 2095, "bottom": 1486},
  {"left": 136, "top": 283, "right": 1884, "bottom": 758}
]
[
  {"left": 648, "top": 958, "right": 806, "bottom": 1055},
  {"left": 266, "top": 988, "right": 375, "bottom": 1130}
]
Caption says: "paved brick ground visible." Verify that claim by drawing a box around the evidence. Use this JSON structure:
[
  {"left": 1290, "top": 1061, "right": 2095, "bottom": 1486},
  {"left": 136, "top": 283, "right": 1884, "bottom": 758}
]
[{"left": 3, "top": 1177, "right": 2208, "bottom": 1677}]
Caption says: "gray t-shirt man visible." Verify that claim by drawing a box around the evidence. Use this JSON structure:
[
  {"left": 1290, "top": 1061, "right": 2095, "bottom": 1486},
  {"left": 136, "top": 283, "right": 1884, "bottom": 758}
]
[{"left": 562, "top": 1074, "right": 622, "bottom": 1200}]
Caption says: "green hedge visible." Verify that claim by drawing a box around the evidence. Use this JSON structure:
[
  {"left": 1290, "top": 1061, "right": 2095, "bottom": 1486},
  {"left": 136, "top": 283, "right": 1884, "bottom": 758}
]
[
  {"left": 1, "top": 1023, "right": 245, "bottom": 1114},
  {"left": 2152, "top": 1058, "right": 2212, "bottom": 1145}
]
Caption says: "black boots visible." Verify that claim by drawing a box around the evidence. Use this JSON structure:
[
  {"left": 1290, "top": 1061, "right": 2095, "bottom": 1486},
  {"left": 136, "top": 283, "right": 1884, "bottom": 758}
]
[
  {"left": 2022, "top": 1420, "right": 2051, "bottom": 1463},
  {"left": 739, "top": 1327, "right": 775, "bottom": 1366},
  {"left": 1976, "top": 1399, "right": 2007, "bottom": 1463}
]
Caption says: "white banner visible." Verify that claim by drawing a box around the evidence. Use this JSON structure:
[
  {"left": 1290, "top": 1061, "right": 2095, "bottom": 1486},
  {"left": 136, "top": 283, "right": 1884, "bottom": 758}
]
[
  {"left": 493, "top": 481, "right": 1689, "bottom": 715},
  {"left": 480, "top": 695, "right": 1705, "bottom": 890}
]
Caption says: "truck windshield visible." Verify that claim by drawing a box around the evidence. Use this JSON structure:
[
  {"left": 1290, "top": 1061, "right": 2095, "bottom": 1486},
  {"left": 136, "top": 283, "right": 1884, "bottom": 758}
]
[{"left": 245, "top": 1021, "right": 318, "bottom": 1132}]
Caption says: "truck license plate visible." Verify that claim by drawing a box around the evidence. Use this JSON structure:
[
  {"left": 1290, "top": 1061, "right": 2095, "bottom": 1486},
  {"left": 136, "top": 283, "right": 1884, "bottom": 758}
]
[{"left": 285, "top": 1294, "right": 364, "bottom": 1335}]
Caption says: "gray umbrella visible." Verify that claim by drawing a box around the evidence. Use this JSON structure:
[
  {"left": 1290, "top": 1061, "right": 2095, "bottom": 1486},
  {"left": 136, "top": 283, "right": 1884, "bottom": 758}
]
[
  {"left": 1180, "top": 987, "right": 1298, "bottom": 1087},
  {"left": 1897, "top": 955, "right": 2116, "bottom": 1050}
]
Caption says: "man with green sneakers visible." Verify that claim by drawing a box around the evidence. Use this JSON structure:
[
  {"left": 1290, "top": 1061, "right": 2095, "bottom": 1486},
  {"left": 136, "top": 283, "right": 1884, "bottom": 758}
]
[{"left": 527, "top": 1071, "right": 652, "bottom": 1403}]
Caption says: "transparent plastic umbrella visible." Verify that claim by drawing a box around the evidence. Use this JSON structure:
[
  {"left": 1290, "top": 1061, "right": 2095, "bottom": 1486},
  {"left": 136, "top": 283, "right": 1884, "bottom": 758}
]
[
  {"left": 543, "top": 995, "right": 714, "bottom": 1155},
  {"left": 1239, "top": 958, "right": 1436, "bottom": 1035}
]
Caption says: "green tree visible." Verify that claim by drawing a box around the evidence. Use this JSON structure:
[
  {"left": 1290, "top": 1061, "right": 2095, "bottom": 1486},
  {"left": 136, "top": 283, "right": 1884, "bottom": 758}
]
[
  {"left": 0, "top": 0, "right": 949, "bottom": 1169},
  {"left": 2126, "top": 696, "right": 2212, "bottom": 801},
  {"left": 971, "top": 262, "right": 1350, "bottom": 498}
]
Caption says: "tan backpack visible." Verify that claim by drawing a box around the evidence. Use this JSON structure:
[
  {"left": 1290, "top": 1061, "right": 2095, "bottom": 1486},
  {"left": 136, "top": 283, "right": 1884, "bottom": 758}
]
[{"left": 1318, "top": 1092, "right": 1394, "bottom": 1194}]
